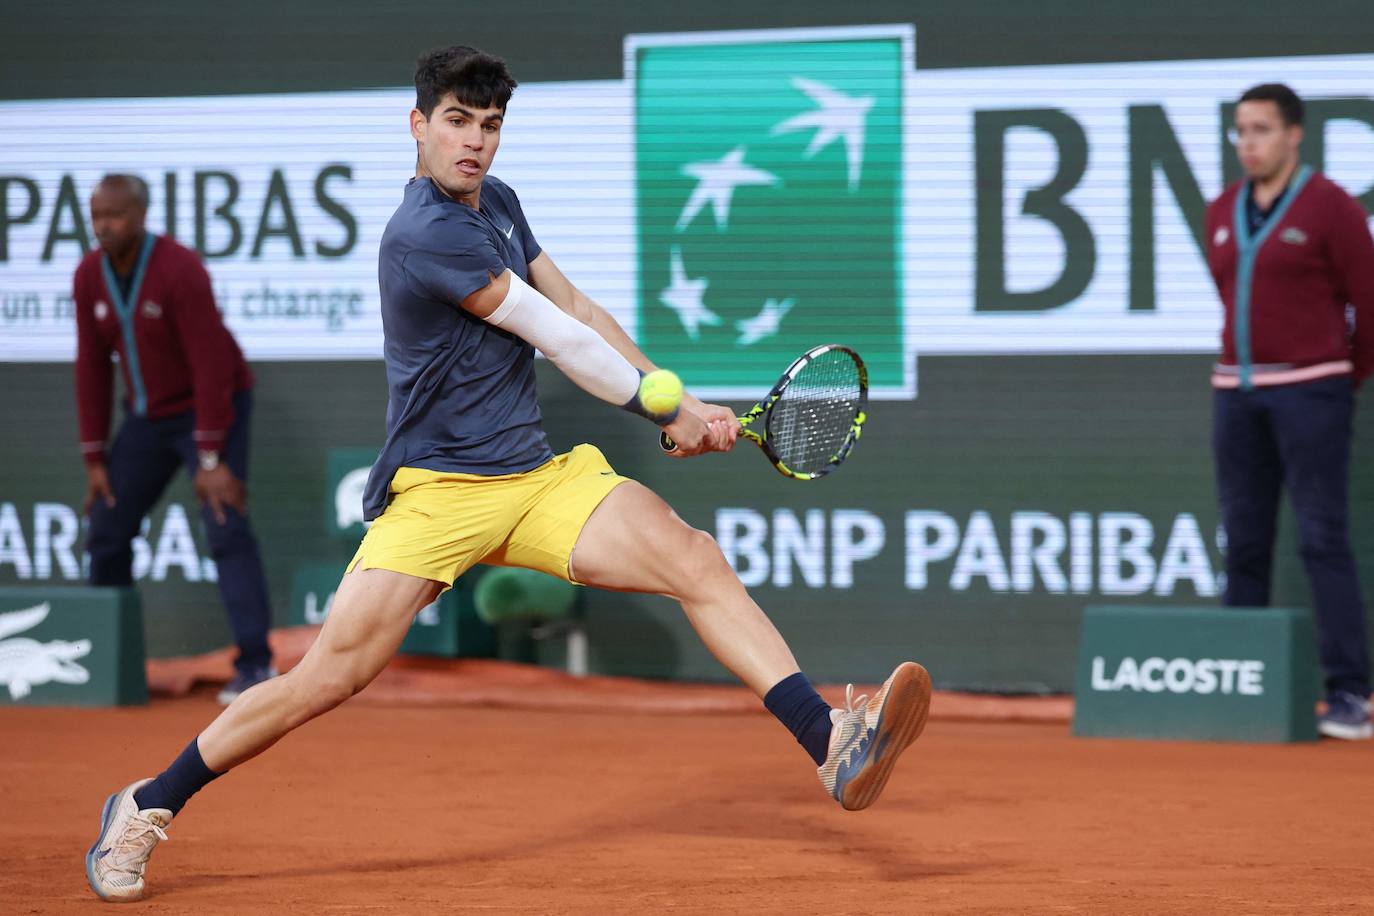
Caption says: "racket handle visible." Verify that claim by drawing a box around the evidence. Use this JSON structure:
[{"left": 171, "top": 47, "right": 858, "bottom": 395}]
[{"left": 661, "top": 415, "right": 748, "bottom": 452}]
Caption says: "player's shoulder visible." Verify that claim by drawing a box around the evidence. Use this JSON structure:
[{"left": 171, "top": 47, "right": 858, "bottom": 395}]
[
  {"left": 479, "top": 175, "right": 527, "bottom": 224},
  {"left": 385, "top": 178, "right": 487, "bottom": 251},
  {"left": 481, "top": 173, "right": 519, "bottom": 204}
]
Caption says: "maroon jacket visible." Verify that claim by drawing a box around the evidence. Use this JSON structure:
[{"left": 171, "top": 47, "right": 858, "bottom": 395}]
[
  {"left": 73, "top": 234, "right": 253, "bottom": 464},
  {"left": 1205, "top": 168, "right": 1374, "bottom": 389}
]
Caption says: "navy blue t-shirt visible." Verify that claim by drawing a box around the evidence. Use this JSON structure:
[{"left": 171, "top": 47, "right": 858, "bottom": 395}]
[{"left": 362, "top": 175, "right": 551, "bottom": 521}]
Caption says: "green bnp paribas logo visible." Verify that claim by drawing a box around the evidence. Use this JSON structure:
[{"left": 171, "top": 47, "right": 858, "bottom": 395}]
[{"left": 631, "top": 26, "right": 910, "bottom": 397}]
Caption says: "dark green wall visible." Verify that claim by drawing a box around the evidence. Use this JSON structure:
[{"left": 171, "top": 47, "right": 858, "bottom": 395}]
[
  {"left": 4, "top": 358, "right": 1372, "bottom": 690},
  {"left": 5, "top": 1, "right": 1374, "bottom": 101},
  {"left": 3, "top": 4, "right": 1372, "bottom": 690}
]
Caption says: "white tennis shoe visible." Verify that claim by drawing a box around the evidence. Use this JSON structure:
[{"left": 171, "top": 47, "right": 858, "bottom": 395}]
[
  {"left": 86, "top": 778, "right": 171, "bottom": 902},
  {"left": 818, "top": 661, "right": 931, "bottom": 811}
]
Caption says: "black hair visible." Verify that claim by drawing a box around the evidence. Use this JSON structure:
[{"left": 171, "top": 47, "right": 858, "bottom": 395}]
[
  {"left": 1239, "top": 83, "right": 1304, "bottom": 126},
  {"left": 97, "top": 173, "right": 150, "bottom": 210},
  {"left": 414, "top": 46, "right": 517, "bottom": 117}
]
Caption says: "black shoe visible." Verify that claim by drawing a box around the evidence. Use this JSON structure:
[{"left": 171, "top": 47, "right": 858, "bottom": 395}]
[
  {"left": 217, "top": 665, "right": 278, "bottom": 705},
  {"left": 1318, "top": 691, "right": 1373, "bottom": 740}
]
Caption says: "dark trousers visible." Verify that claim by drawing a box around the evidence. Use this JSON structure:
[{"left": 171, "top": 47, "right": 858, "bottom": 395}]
[
  {"left": 1214, "top": 376, "right": 1369, "bottom": 697},
  {"left": 88, "top": 388, "right": 272, "bottom": 673}
]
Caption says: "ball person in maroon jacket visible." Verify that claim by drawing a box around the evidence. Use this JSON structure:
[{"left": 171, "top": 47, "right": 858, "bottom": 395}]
[
  {"left": 74, "top": 174, "right": 276, "bottom": 703},
  {"left": 1205, "top": 84, "right": 1374, "bottom": 739}
]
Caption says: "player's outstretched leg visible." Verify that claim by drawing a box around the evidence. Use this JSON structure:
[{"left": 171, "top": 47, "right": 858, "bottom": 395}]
[
  {"left": 568, "top": 481, "right": 930, "bottom": 809},
  {"left": 85, "top": 567, "right": 442, "bottom": 902}
]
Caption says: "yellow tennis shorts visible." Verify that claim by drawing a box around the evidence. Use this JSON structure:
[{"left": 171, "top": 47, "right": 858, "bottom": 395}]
[{"left": 346, "top": 444, "right": 630, "bottom": 589}]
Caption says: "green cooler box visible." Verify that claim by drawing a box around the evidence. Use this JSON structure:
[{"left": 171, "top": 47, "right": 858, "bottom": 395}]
[
  {"left": 1073, "top": 605, "right": 1319, "bottom": 743},
  {"left": 0, "top": 586, "right": 147, "bottom": 706}
]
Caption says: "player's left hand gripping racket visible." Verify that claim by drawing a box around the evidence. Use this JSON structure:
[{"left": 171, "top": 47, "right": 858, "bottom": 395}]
[{"left": 660, "top": 344, "right": 868, "bottom": 481}]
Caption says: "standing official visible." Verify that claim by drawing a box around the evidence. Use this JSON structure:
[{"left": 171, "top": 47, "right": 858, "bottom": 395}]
[
  {"left": 74, "top": 174, "right": 275, "bottom": 703},
  {"left": 1206, "top": 84, "right": 1374, "bottom": 739}
]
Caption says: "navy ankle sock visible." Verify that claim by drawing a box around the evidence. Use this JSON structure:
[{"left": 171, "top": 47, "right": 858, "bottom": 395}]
[
  {"left": 763, "top": 672, "right": 834, "bottom": 766},
  {"left": 133, "top": 738, "right": 222, "bottom": 816}
]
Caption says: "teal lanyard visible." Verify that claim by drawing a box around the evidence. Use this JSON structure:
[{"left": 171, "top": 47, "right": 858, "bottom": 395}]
[
  {"left": 1230, "top": 166, "right": 1311, "bottom": 391},
  {"left": 100, "top": 233, "right": 157, "bottom": 416}
]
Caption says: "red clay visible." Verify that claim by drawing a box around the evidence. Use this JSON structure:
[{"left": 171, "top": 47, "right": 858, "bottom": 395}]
[{"left": 4, "top": 690, "right": 1373, "bottom": 914}]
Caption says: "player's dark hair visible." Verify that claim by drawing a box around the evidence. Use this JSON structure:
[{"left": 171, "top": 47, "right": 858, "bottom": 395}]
[
  {"left": 1239, "top": 83, "right": 1304, "bottom": 126},
  {"left": 414, "top": 46, "right": 517, "bottom": 117},
  {"left": 98, "top": 173, "right": 150, "bottom": 210}
]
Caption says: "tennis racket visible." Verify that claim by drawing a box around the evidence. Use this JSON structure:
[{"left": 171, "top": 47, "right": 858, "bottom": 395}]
[{"left": 660, "top": 344, "right": 868, "bottom": 481}]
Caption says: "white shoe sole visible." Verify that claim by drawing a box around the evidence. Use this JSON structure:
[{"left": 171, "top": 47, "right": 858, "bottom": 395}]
[{"left": 1319, "top": 720, "right": 1374, "bottom": 740}]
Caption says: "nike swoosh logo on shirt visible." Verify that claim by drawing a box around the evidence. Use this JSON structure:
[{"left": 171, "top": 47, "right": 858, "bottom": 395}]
[{"left": 502, "top": 224, "right": 514, "bottom": 239}]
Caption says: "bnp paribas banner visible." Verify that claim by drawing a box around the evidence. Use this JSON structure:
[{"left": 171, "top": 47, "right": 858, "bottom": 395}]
[
  {"left": 632, "top": 29, "right": 907, "bottom": 393},
  {"left": 3, "top": 25, "right": 1372, "bottom": 399}
]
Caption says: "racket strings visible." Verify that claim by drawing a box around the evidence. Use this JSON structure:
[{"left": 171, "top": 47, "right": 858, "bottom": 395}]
[{"left": 767, "top": 350, "right": 862, "bottom": 475}]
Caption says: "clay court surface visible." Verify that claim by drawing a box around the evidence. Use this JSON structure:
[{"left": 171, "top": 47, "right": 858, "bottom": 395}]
[{"left": 5, "top": 661, "right": 1374, "bottom": 916}]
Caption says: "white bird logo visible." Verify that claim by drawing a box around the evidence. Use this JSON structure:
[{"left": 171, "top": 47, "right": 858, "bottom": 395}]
[
  {"left": 771, "top": 77, "right": 876, "bottom": 191},
  {"left": 676, "top": 146, "right": 780, "bottom": 231},
  {"left": 736, "top": 298, "right": 796, "bottom": 346},
  {"left": 659, "top": 247, "right": 721, "bottom": 340}
]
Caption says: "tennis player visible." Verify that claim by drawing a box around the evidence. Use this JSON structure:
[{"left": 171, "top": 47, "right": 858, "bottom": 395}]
[{"left": 85, "top": 46, "right": 932, "bottom": 902}]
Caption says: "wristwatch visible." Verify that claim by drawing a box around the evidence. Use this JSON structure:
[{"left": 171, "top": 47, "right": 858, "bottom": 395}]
[{"left": 198, "top": 450, "right": 220, "bottom": 472}]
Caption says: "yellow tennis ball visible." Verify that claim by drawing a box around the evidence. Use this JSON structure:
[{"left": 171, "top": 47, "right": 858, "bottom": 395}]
[{"left": 639, "top": 369, "right": 683, "bottom": 417}]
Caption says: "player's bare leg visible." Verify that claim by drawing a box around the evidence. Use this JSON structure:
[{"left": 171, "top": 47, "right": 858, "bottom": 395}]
[
  {"left": 569, "top": 481, "right": 797, "bottom": 695},
  {"left": 86, "top": 567, "right": 442, "bottom": 901},
  {"left": 199, "top": 567, "right": 443, "bottom": 769},
  {"left": 569, "top": 481, "right": 930, "bottom": 810}
]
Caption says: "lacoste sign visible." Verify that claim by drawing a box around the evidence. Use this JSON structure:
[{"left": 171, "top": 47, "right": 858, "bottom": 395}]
[
  {"left": 0, "top": 588, "right": 147, "bottom": 706},
  {"left": 1089, "top": 655, "right": 1264, "bottom": 696},
  {"left": 1073, "top": 605, "right": 1317, "bottom": 742},
  {"left": 0, "top": 602, "right": 91, "bottom": 700}
]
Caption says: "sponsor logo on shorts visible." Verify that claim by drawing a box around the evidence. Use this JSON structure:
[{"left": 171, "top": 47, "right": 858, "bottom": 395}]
[{"left": 1090, "top": 655, "right": 1264, "bottom": 696}]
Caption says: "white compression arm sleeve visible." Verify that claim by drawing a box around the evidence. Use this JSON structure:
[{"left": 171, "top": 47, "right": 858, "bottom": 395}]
[{"left": 485, "top": 271, "right": 641, "bottom": 408}]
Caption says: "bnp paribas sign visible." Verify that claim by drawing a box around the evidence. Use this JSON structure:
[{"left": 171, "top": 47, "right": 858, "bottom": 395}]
[
  {"left": 632, "top": 27, "right": 908, "bottom": 396},
  {"left": 2, "top": 25, "right": 1370, "bottom": 381},
  {"left": 627, "top": 26, "right": 1373, "bottom": 399}
]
